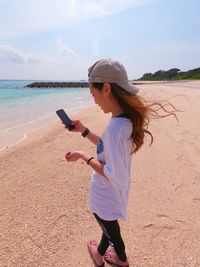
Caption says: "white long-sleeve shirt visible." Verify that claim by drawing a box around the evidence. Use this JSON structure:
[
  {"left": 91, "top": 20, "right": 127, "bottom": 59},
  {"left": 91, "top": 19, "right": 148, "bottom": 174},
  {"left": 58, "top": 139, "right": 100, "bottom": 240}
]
[{"left": 89, "top": 116, "right": 133, "bottom": 221}]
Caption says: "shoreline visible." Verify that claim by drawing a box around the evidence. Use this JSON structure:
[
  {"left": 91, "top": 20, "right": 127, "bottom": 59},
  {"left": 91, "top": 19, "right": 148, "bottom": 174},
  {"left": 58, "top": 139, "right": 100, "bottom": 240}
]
[
  {"left": 0, "top": 104, "right": 105, "bottom": 158},
  {"left": 0, "top": 81, "right": 200, "bottom": 266},
  {"left": 0, "top": 103, "right": 93, "bottom": 153}
]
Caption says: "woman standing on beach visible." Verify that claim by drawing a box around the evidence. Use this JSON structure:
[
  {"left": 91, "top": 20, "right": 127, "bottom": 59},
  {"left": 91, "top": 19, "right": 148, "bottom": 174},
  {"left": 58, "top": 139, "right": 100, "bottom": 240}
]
[{"left": 65, "top": 58, "right": 177, "bottom": 267}]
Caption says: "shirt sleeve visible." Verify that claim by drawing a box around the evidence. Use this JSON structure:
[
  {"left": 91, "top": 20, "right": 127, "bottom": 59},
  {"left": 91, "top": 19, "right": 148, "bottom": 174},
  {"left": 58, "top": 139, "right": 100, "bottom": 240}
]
[{"left": 103, "top": 127, "right": 129, "bottom": 189}]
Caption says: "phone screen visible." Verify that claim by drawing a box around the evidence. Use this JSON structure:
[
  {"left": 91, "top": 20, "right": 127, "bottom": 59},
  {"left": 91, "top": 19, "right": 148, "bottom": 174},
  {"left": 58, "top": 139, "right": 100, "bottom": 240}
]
[{"left": 56, "top": 109, "right": 75, "bottom": 131}]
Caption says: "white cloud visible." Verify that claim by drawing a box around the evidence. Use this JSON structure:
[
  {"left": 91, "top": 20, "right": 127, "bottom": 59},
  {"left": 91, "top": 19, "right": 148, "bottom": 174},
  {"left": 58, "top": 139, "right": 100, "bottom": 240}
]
[
  {"left": 57, "top": 39, "right": 78, "bottom": 59},
  {"left": 0, "top": 0, "right": 155, "bottom": 39},
  {"left": 0, "top": 44, "right": 47, "bottom": 64}
]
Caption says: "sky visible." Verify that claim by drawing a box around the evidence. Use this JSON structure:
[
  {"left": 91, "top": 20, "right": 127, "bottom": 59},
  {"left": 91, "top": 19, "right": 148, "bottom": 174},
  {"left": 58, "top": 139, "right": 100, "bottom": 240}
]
[{"left": 0, "top": 0, "right": 200, "bottom": 80}]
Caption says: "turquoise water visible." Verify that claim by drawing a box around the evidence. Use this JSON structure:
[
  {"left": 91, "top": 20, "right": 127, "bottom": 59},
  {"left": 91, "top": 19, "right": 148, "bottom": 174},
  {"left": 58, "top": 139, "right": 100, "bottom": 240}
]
[{"left": 0, "top": 80, "right": 92, "bottom": 150}]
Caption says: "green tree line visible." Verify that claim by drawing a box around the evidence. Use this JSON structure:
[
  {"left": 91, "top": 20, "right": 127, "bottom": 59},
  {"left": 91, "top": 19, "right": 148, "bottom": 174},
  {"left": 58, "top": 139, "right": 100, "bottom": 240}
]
[{"left": 138, "top": 67, "right": 200, "bottom": 80}]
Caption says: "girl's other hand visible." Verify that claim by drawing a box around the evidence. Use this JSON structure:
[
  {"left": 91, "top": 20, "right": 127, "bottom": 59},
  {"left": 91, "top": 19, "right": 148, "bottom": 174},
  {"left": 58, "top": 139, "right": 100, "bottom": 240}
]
[{"left": 65, "top": 151, "right": 84, "bottom": 162}]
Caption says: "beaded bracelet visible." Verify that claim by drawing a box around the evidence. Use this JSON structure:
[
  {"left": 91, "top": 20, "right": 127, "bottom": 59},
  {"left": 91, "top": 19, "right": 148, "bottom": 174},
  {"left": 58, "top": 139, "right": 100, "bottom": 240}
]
[
  {"left": 81, "top": 128, "right": 90, "bottom": 137},
  {"left": 87, "top": 157, "right": 94, "bottom": 165}
]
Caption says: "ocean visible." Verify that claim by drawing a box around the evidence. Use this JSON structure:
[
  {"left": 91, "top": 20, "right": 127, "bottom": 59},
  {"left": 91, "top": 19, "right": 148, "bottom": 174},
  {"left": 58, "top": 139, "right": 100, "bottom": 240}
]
[{"left": 0, "top": 80, "right": 92, "bottom": 151}]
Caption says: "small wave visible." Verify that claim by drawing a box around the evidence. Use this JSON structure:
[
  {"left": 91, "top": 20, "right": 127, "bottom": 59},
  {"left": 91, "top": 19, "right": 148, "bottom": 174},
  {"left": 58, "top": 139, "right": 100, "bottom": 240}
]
[
  {"left": 0, "top": 133, "right": 27, "bottom": 152},
  {"left": 0, "top": 112, "right": 55, "bottom": 133}
]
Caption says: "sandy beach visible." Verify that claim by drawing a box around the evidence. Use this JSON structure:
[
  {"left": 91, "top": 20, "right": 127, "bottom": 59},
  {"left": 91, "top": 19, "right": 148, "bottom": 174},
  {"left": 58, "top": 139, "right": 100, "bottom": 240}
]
[{"left": 0, "top": 81, "right": 200, "bottom": 267}]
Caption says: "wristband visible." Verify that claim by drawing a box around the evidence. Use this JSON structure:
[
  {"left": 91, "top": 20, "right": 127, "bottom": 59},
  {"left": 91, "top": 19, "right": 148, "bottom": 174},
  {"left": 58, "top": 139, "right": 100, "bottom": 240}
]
[
  {"left": 81, "top": 127, "right": 90, "bottom": 137},
  {"left": 87, "top": 157, "right": 94, "bottom": 165}
]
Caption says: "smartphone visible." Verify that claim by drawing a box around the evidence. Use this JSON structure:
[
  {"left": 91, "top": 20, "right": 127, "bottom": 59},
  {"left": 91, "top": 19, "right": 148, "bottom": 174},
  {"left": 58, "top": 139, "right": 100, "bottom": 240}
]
[{"left": 56, "top": 109, "right": 75, "bottom": 131}]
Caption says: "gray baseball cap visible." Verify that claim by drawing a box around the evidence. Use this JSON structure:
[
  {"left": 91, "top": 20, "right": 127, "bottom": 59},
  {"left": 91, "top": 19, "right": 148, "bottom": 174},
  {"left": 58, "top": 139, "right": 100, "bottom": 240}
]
[{"left": 88, "top": 58, "right": 139, "bottom": 94}]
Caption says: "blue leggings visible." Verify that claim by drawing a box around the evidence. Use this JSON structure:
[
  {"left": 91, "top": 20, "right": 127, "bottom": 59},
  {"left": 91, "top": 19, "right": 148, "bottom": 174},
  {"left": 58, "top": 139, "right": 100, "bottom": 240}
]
[{"left": 93, "top": 213, "right": 127, "bottom": 262}]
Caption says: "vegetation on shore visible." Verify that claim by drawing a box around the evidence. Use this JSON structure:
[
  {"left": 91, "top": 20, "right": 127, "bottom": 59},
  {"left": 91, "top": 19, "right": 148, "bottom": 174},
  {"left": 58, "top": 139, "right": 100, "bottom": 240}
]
[{"left": 138, "top": 67, "right": 200, "bottom": 81}]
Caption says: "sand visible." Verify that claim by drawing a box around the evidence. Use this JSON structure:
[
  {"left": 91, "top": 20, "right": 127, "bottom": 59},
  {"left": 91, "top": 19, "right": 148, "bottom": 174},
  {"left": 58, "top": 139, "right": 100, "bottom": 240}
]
[{"left": 0, "top": 81, "right": 200, "bottom": 267}]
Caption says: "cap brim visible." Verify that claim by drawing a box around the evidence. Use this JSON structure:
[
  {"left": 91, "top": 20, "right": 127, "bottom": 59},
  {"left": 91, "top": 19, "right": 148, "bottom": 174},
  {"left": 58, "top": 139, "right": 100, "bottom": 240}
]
[{"left": 116, "top": 82, "right": 139, "bottom": 95}]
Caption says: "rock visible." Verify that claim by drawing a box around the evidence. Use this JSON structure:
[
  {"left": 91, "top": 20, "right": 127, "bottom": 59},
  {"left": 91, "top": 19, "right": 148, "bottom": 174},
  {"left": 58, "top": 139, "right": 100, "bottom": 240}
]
[{"left": 25, "top": 82, "right": 89, "bottom": 88}]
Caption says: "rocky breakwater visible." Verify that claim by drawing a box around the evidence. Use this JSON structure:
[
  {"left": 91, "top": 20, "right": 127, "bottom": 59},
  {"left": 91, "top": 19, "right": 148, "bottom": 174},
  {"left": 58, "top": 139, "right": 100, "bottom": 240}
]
[{"left": 25, "top": 82, "right": 89, "bottom": 88}]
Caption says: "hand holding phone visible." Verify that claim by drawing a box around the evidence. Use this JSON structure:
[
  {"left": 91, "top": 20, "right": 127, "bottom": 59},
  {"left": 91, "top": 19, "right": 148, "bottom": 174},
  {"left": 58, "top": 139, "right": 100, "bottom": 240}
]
[{"left": 56, "top": 109, "right": 75, "bottom": 131}]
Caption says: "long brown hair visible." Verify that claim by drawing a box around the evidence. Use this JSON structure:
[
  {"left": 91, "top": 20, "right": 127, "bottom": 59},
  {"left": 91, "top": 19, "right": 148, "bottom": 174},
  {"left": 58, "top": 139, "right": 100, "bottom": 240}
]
[{"left": 92, "top": 83, "right": 178, "bottom": 153}]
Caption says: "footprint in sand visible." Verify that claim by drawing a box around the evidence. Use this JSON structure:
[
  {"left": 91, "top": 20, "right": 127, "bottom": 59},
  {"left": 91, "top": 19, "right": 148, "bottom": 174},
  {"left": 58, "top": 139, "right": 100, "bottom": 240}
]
[
  {"left": 156, "top": 214, "right": 169, "bottom": 218},
  {"left": 193, "top": 197, "right": 200, "bottom": 202}
]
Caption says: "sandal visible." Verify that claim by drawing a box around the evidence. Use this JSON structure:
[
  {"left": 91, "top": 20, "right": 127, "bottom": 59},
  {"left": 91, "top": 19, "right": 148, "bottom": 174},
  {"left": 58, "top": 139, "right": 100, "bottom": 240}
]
[
  {"left": 87, "top": 240, "right": 105, "bottom": 267},
  {"left": 104, "top": 249, "right": 129, "bottom": 267}
]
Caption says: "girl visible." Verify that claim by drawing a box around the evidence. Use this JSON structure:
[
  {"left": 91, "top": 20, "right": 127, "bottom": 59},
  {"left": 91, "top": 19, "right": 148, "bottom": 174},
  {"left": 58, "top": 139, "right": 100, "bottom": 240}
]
[{"left": 65, "top": 58, "right": 177, "bottom": 267}]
